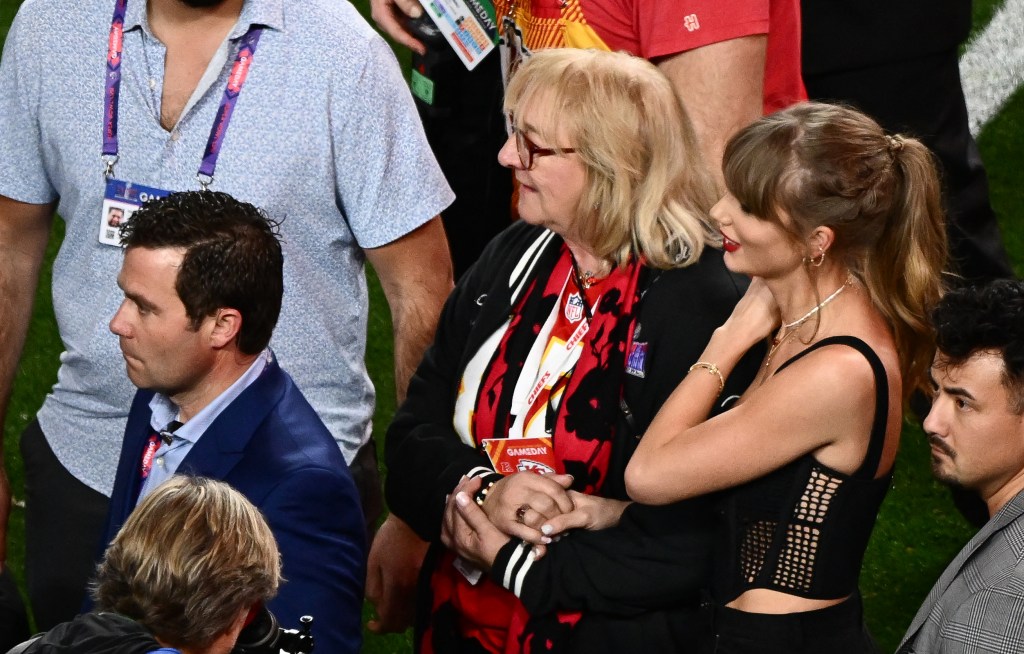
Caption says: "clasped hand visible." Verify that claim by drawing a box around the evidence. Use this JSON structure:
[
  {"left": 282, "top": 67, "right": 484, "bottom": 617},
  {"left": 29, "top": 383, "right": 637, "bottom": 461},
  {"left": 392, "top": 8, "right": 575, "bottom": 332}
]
[{"left": 441, "top": 473, "right": 630, "bottom": 570}]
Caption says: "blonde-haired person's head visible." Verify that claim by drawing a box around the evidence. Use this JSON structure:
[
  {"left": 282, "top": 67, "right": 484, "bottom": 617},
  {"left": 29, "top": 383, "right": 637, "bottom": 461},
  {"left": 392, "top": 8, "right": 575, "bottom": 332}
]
[
  {"left": 504, "top": 48, "right": 719, "bottom": 269},
  {"left": 92, "top": 476, "right": 281, "bottom": 651}
]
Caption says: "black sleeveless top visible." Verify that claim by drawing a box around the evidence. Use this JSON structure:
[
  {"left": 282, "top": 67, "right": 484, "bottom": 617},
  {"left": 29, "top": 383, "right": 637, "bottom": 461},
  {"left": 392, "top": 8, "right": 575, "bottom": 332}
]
[{"left": 714, "top": 336, "right": 892, "bottom": 602}]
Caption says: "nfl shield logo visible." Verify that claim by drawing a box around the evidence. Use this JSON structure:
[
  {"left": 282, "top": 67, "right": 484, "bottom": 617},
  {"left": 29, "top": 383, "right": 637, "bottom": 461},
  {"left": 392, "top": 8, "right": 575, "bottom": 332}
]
[{"left": 565, "top": 292, "right": 585, "bottom": 323}]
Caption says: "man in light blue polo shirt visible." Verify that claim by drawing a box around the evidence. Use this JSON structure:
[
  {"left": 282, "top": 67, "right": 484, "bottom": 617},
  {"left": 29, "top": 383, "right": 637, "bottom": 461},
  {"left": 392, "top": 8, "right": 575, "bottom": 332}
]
[{"left": 0, "top": 0, "right": 453, "bottom": 629}]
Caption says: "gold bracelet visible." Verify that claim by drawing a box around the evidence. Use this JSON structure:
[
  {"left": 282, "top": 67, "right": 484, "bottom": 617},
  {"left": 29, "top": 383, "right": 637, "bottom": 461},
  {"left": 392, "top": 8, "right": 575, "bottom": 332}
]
[
  {"left": 473, "top": 474, "right": 503, "bottom": 506},
  {"left": 688, "top": 361, "right": 724, "bottom": 394},
  {"left": 474, "top": 481, "right": 497, "bottom": 506}
]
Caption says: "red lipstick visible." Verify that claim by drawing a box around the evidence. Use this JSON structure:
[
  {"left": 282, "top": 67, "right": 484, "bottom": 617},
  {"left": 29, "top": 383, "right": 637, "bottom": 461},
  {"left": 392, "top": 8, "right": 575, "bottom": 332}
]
[{"left": 721, "top": 232, "right": 740, "bottom": 253}]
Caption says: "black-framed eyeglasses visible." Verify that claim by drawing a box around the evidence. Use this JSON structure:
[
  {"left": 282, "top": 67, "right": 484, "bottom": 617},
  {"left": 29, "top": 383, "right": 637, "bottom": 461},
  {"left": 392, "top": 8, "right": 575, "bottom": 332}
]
[{"left": 512, "top": 126, "right": 577, "bottom": 169}]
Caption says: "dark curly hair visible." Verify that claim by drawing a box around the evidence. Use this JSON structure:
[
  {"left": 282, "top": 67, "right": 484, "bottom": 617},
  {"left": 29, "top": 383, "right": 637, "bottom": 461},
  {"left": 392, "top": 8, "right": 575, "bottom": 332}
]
[
  {"left": 119, "top": 191, "right": 283, "bottom": 355},
  {"left": 931, "top": 279, "right": 1024, "bottom": 414}
]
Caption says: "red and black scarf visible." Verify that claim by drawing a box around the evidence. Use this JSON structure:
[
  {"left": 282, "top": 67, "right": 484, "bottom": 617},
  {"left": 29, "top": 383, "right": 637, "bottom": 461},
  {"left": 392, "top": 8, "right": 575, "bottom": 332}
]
[{"left": 422, "top": 245, "right": 644, "bottom": 654}]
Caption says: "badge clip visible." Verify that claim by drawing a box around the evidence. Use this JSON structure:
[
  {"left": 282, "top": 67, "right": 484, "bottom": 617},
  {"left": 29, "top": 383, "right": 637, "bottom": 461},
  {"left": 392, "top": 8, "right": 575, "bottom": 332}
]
[{"left": 102, "top": 155, "right": 119, "bottom": 180}]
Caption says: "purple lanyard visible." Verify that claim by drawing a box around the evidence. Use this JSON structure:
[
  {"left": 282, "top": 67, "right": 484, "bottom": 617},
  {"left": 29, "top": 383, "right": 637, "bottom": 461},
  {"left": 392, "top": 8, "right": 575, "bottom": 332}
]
[{"left": 102, "top": 0, "right": 263, "bottom": 188}]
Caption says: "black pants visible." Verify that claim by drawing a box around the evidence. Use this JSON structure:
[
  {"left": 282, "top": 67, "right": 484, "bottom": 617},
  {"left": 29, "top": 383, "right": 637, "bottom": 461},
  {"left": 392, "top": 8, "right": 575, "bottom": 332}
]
[
  {"left": 20, "top": 419, "right": 109, "bottom": 631},
  {"left": 804, "top": 48, "right": 1015, "bottom": 283},
  {"left": 710, "top": 595, "right": 880, "bottom": 654},
  {"left": 349, "top": 436, "right": 385, "bottom": 537},
  {"left": 0, "top": 566, "right": 30, "bottom": 652},
  {"left": 20, "top": 419, "right": 384, "bottom": 628}
]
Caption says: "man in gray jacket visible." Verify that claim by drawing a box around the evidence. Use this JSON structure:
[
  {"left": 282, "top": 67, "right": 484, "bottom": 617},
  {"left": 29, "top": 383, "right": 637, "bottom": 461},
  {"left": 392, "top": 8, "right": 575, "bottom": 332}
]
[{"left": 900, "top": 279, "right": 1024, "bottom": 653}]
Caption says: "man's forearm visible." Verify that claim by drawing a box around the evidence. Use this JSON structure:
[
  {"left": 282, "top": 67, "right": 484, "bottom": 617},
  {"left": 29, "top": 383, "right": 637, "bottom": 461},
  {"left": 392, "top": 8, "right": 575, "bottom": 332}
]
[
  {"left": 0, "top": 196, "right": 55, "bottom": 564},
  {"left": 391, "top": 288, "right": 447, "bottom": 404},
  {"left": 657, "top": 35, "right": 767, "bottom": 190},
  {"left": 0, "top": 206, "right": 53, "bottom": 420},
  {"left": 366, "top": 216, "right": 453, "bottom": 404}
]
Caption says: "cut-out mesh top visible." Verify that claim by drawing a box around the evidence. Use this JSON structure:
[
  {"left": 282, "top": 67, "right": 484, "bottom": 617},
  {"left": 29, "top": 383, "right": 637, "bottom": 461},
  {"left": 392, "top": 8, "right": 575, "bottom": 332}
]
[{"left": 714, "top": 336, "right": 892, "bottom": 602}]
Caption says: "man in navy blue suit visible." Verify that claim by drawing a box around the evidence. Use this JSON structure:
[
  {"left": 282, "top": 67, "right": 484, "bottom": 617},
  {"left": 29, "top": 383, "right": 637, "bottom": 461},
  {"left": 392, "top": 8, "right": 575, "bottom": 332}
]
[{"left": 100, "top": 190, "right": 366, "bottom": 654}]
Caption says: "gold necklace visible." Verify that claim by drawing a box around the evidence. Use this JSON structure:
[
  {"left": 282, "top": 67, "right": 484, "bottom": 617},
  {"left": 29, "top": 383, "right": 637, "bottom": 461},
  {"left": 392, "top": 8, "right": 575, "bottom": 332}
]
[
  {"left": 781, "top": 277, "right": 851, "bottom": 330},
  {"left": 760, "top": 327, "right": 799, "bottom": 382},
  {"left": 578, "top": 270, "right": 597, "bottom": 289},
  {"left": 569, "top": 252, "right": 607, "bottom": 290},
  {"left": 760, "top": 275, "right": 853, "bottom": 379}
]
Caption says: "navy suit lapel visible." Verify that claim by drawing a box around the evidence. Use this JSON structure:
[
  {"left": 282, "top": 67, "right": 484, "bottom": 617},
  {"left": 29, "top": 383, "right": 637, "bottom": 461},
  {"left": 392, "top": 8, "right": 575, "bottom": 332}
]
[
  {"left": 901, "top": 491, "right": 1024, "bottom": 648},
  {"left": 118, "top": 391, "right": 158, "bottom": 513},
  {"left": 101, "top": 389, "right": 159, "bottom": 551},
  {"left": 176, "top": 357, "right": 288, "bottom": 481}
]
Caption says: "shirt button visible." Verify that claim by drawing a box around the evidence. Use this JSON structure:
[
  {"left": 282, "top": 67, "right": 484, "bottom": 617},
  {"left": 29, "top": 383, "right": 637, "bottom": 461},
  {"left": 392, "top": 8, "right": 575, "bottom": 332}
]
[
  {"left": 170, "top": 131, "right": 180, "bottom": 142},
  {"left": 156, "top": 457, "right": 165, "bottom": 467},
  {"left": 149, "top": 78, "right": 157, "bottom": 90}
]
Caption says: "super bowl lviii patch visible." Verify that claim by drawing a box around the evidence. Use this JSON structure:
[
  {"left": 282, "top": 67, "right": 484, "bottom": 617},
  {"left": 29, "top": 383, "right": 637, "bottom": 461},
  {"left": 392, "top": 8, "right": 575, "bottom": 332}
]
[{"left": 625, "top": 341, "right": 647, "bottom": 378}]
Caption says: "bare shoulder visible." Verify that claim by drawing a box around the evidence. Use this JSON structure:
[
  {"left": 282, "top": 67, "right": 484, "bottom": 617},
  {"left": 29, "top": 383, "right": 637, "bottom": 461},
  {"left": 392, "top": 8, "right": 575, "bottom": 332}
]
[
  {"left": 769, "top": 324, "right": 901, "bottom": 474},
  {"left": 783, "top": 297, "right": 901, "bottom": 396},
  {"left": 772, "top": 341, "right": 878, "bottom": 406}
]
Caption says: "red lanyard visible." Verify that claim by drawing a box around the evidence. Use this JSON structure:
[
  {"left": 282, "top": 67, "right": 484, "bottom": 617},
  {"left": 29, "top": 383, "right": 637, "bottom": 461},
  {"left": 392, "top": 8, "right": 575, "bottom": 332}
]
[{"left": 139, "top": 434, "right": 160, "bottom": 479}]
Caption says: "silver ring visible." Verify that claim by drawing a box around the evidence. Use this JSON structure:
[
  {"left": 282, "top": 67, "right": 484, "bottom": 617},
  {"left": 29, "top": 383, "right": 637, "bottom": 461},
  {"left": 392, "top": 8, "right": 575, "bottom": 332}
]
[{"left": 515, "top": 504, "right": 530, "bottom": 524}]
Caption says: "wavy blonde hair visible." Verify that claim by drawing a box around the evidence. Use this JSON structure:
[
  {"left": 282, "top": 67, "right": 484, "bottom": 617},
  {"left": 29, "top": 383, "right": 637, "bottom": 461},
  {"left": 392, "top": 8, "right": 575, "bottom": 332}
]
[
  {"left": 93, "top": 476, "right": 281, "bottom": 650},
  {"left": 505, "top": 48, "right": 719, "bottom": 269},
  {"left": 723, "top": 102, "right": 948, "bottom": 397}
]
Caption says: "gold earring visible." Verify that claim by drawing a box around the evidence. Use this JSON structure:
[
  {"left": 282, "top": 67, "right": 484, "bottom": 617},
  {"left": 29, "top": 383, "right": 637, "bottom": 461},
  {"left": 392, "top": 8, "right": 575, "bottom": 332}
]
[{"left": 804, "top": 249, "right": 826, "bottom": 267}]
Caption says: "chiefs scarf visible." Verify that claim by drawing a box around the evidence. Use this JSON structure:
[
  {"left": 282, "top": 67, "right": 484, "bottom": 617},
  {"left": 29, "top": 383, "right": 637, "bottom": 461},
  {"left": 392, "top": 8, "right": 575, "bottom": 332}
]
[{"left": 422, "top": 245, "right": 643, "bottom": 654}]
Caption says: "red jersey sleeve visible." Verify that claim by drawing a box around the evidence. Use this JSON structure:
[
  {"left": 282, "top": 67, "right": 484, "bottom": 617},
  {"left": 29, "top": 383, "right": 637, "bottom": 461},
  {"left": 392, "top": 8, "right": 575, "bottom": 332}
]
[
  {"left": 579, "top": 0, "right": 806, "bottom": 113},
  {"left": 580, "top": 0, "right": 769, "bottom": 60}
]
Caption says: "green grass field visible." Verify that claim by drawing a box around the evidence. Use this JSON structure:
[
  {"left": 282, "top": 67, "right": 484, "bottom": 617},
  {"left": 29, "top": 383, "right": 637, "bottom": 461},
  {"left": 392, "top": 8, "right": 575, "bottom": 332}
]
[{"left": 1, "top": 1, "right": 1022, "bottom": 652}]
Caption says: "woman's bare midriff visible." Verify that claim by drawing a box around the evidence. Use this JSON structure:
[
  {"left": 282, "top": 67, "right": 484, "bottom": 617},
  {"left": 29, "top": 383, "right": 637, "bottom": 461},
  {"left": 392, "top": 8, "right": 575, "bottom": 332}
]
[{"left": 725, "top": 588, "right": 849, "bottom": 614}]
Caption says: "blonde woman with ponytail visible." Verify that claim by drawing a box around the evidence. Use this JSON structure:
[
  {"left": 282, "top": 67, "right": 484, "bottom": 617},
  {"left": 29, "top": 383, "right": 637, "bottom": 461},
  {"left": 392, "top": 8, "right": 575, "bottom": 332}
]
[{"left": 625, "top": 102, "right": 947, "bottom": 653}]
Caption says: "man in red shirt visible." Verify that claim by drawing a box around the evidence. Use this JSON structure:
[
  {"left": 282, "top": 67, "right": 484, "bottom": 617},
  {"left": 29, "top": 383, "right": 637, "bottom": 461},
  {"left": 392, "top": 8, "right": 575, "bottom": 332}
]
[{"left": 377, "top": 0, "right": 804, "bottom": 188}]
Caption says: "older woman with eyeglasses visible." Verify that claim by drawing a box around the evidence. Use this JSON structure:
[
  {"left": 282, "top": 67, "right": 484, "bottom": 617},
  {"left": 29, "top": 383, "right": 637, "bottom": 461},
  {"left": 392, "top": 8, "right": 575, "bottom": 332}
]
[{"left": 382, "top": 48, "right": 761, "bottom": 654}]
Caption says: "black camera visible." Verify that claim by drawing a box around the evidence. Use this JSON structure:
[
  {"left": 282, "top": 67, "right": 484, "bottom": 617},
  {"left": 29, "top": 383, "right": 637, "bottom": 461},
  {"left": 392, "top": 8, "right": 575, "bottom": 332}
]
[{"left": 232, "top": 605, "right": 314, "bottom": 654}]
